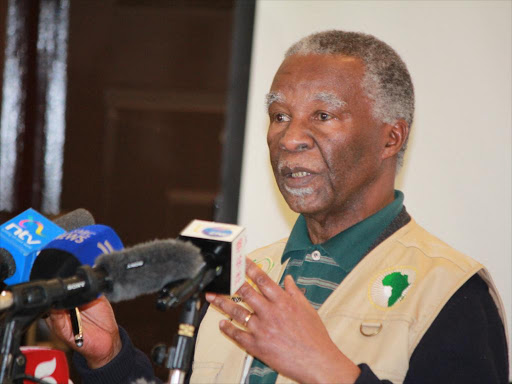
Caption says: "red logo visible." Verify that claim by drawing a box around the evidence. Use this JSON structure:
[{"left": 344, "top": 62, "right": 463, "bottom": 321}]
[{"left": 20, "top": 347, "right": 70, "bottom": 384}]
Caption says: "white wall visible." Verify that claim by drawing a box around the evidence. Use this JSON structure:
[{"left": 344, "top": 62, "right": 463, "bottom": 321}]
[{"left": 238, "top": 0, "right": 511, "bottom": 377}]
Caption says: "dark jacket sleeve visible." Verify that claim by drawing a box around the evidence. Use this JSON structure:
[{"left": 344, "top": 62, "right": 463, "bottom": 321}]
[
  {"left": 355, "top": 274, "right": 509, "bottom": 384},
  {"left": 73, "top": 326, "right": 163, "bottom": 384}
]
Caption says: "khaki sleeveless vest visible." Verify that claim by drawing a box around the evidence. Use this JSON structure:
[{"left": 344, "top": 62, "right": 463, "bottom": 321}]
[{"left": 191, "top": 219, "right": 507, "bottom": 384}]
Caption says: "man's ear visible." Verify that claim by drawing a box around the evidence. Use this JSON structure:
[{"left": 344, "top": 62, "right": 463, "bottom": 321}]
[{"left": 382, "top": 119, "right": 409, "bottom": 160}]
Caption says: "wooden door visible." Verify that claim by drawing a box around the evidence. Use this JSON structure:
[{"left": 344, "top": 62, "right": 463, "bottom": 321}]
[{"left": 61, "top": 1, "right": 234, "bottom": 380}]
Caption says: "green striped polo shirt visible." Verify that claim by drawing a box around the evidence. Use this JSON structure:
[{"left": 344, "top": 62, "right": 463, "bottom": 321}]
[{"left": 247, "top": 190, "right": 404, "bottom": 384}]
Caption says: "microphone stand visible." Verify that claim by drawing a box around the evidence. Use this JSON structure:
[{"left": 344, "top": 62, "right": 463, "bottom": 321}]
[
  {"left": 168, "top": 294, "right": 200, "bottom": 384},
  {"left": 152, "top": 294, "right": 201, "bottom": 384},
  {"left": 0, "top": 311, "right": 42, "bottom": 383},
  {"left": 0, "top": 318, "right": 17, "bottom": 383},
  {"left": 153, "top": 265, "right": 221, "bottom": 383}
]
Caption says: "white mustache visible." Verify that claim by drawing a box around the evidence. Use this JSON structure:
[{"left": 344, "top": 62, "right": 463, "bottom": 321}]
[{"left": 277, "top": 161, "right": 289, "bottom": 174}]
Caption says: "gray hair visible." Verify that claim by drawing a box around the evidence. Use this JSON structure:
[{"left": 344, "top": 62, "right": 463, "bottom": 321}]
[{"left": 286, "top": 30, "right": 414, "bottom": 165}]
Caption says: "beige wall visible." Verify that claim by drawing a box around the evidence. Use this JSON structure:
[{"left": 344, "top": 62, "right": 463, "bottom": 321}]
[{"left": 238, "top": 0, "right": 511, "bottom": 377}]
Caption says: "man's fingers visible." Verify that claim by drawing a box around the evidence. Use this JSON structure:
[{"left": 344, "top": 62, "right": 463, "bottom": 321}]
[
  {"left": 283, "top": 274, "right": 308, "bottom": 303},
  {"left": 219, "top": 319, "right": 255, "bottom": 349},
  {"left": 206, "top": 293, "right": 253, "bottom": 328},
  {"left": 244, "top": 258, "right": 283, "bottom": 303}
]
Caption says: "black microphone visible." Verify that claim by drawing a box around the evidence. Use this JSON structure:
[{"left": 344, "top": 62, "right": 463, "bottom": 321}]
[
  {"left": 27, "top": 220, "right": 121, "bottom": 348},
  {"left": 178, "top": 220, "right": 246, "bottom": 295},
  {"left": 0, "top": 239, "right": 204, "bottom": 313},
  {"left": 155, "top": 220, "right": 246, "bottom": 310},
  {"left": 0, "top": 248, "right": 16, "bottom": 283}
]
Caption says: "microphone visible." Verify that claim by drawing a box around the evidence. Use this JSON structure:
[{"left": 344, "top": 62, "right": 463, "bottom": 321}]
[
  {"left": 20, "top": 346, "right": 70, "bottom": 383},
  {"left": 97, "top": 239, "right": 203, "bottom": 303},
  {"left": 30, "top": 224, "right": 124, "bottom": 281},
  {"left": 0, "top": 208, "right": 95, "bottom": 285},
  {"left": 0, "top": 248, "right": 16, "bottom": 282},
  {"left": 52, "top": 208, "right": 95, "bottom": 232},
  {"left": 0, "top": 239, "right": 204, "bottom": 313},
  {"left": 28, "top": 223, "right": 121, "bottom": 348},
  {"left": 155, "top": 220, "right": 246, "bottom": 309},
  {"left": 178, "top": 220, "right": 246, "bottom": 295}
]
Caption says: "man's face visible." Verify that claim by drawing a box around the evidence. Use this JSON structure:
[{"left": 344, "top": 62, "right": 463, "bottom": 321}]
[{"left": 267, "top": 54, "right": 387, "bottom": 217}]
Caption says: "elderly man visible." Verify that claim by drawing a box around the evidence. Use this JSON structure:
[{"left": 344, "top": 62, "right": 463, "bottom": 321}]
[{"left": 48, "top": 30, "right": 508, "bottom": 384}]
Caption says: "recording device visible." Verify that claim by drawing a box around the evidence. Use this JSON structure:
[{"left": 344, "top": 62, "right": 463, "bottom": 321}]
[
  {"left": 0, "top": 208, "right": 95, "bottom": 285},
  {"left": 0, "top": 238, "right": 204, "bottom": 314}
]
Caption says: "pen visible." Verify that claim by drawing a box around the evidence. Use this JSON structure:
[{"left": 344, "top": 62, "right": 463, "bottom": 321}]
[{"left": 69, "top": 307, "right": 83, "bottom": 347}]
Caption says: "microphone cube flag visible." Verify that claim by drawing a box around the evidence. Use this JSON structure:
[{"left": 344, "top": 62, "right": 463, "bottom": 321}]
[
  {"left": 30, "top": 224, "right": 124, "bottom": 281},
  {"left": 20, "top": 346, "right": 70, "bottom": 384},
  {"left": 179, "top": 220, "right": 246, "bottom": 296},
  {"left": 0, "top": 209, "right": 65, "bottom": 285}
]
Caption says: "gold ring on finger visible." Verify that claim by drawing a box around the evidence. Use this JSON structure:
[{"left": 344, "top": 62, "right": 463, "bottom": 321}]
[{"left": 243, "top": 312, "right": 253, "bottom": 328}]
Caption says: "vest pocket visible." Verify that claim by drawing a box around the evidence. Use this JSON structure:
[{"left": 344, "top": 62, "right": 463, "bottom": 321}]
[
  {"left": 323, "top": 313, "right": 412, "bottom": 383},
  {"left": 190, "top": 361, "right": 224, "bottom": 383}
]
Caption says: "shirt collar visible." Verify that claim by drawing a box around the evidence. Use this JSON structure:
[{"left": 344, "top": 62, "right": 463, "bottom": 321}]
[{"left": 282, "top": 190, "right": 404, "bottom": 272}]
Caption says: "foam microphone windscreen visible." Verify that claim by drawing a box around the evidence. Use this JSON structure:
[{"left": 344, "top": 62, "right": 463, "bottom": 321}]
[
  {"left": 96, "top": 239, "right": 204, "bottom": 303},
  {"left": 0, "top": 248, "right": 16, "bottom": 281},
  {"left": 53, "top": 208, "right": 95, "bottom": 231}
]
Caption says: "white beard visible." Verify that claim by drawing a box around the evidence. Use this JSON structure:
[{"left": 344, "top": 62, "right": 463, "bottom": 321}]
[{"left": 284, "top": 184, "right": 314, "bottom": 197}]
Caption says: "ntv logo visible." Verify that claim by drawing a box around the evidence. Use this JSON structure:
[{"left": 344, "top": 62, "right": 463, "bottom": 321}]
[{"left": 4, "top": 219, "right": 45, "bottom": 246}]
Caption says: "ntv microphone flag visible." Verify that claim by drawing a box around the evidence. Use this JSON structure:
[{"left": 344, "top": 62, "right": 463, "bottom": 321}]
[{"left": 0, "top": 209, "right": 65, "bottom": 285}]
